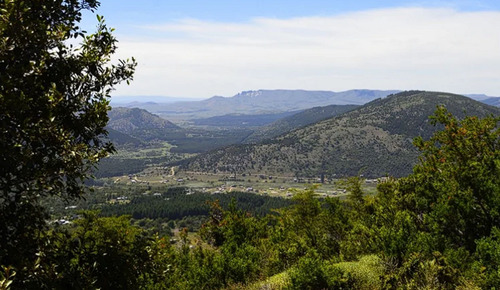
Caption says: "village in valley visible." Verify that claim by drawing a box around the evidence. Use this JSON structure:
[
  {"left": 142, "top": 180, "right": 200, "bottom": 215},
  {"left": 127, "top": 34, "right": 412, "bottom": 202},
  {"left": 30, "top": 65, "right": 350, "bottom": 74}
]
[{"left": 103, "top": 165, "right": 382, "bottom": 200}]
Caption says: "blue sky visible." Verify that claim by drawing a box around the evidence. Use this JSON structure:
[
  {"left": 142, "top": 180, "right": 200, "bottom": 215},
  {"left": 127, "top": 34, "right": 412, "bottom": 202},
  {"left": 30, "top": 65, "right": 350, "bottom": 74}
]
[
  {"left": 92, "top": 0, "right": 500, "bottom": 24},
  {"left": 82, "top": 1, "right": 500, "bottom": 99}
]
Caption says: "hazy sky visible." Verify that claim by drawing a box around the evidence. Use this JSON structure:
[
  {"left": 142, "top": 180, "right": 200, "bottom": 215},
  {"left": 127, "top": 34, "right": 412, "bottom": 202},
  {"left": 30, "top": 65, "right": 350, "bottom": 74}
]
[{"left": 84, "top": 1, "right": 500, "bottom": 98}]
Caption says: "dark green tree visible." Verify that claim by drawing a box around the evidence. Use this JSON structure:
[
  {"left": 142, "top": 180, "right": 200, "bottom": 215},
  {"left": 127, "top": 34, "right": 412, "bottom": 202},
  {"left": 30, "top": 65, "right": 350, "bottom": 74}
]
[
  {"left": 408, "top": 106, "right": 500, "bottom": 252},
  {"left": 0, "top": 0, "right": 135, "bottom": 273},
  {"left": 29, "top": 212, "right": 153, "bottom": 289},
  {"left": 369, "top": 107, "right": 500, "bottom": 288}
]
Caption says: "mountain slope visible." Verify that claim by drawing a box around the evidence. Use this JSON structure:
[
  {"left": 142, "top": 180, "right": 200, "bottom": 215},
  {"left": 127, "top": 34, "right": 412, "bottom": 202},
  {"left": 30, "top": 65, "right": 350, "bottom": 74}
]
[
  {"left": 105, "top": 128, "right": 144, "bottom": 146},
  {"left": 180, "top": 91, "right": 500, "bottom": 178},
  {"left": 107, "top": 107, "right": 180, "bottom": 134},
  {"left": 244, "top": 104, "right": 359, "bottom": 143}
]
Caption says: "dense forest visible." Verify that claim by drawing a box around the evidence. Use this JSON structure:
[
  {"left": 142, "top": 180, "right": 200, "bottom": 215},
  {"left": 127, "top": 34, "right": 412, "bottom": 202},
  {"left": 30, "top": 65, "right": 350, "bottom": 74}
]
[{"left": 100, "top": 190, "right": 293, "bottom": 220}]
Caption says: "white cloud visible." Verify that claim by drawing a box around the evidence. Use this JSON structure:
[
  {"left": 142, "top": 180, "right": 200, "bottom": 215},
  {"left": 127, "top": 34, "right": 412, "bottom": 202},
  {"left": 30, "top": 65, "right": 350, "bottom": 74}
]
[{"left": 111, "top": 7, "right": 500, "bottom": 98}]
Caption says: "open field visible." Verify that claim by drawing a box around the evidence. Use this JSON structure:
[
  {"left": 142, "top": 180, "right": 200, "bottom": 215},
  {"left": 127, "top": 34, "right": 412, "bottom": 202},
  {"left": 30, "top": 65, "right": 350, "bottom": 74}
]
[{"left": 101, "top": 164, "right": 379, "bottom": 199}]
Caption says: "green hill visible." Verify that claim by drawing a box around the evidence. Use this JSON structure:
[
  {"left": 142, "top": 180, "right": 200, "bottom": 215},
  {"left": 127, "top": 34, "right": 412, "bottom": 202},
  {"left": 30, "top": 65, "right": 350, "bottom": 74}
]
[
  {"left": 243, "top": 104, "right": 359, "bottom": 143},
  {"left": 108, "top": 107, "right": 180, "bottom": 134},
  {"left": 180, "top": 91, "right": 500, "bottom": 178}
]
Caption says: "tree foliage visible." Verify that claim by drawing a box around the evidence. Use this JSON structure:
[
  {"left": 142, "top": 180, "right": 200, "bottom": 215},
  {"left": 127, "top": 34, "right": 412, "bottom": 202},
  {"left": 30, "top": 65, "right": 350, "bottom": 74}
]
[
  {"left": 0, "top": 0, "right": 135, "bottom": 273},
  {"left": 409, "top": 106, "right": 500, "bottom": 251},
  {"left": 27, "top": 212, "right": 152, "bottom": 289},
  {"left": 369, "top": 107, "right": 500, "bottom": 288}
]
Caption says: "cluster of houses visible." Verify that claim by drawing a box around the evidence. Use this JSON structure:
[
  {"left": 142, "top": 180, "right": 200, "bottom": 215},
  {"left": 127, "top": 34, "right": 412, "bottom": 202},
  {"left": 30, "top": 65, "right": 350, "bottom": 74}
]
[
  {"left": 107, "top": 196, "right": 130, "bottom": 204},
  {"left": 203, "top": 184, "right": 258, "bottom": 195},
  {"left": 52, "top": 212, "right": 81, "bottom": 226}
]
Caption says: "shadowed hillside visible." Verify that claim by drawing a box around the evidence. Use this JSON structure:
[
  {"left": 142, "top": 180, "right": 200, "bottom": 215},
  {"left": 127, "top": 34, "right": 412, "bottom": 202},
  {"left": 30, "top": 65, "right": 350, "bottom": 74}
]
[{"left": 108, "top": 107, "right": 180, "bottom": 134}]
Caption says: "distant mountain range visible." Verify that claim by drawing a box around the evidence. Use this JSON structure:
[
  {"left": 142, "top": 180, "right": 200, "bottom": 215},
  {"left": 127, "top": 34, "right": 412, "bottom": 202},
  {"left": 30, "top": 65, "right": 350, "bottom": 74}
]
[
  {"left": 123, "top": 89, "right": 399, "bottom": 120},
  {"left": 179, "top": 91, "right": 500, "bottom": 178},
  {"left": 113, "top": 90, "right": 500, "bottom": 121},
  {"left": 480, "top": 97, "right": 500, "bottom": 107}
]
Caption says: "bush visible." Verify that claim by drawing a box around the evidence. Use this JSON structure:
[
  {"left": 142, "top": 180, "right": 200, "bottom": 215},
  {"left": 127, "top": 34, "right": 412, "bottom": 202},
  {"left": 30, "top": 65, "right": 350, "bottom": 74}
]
[
  {"left": 289, "top": 254, "right": 353, "bottom": 289},
  {"left": 334, "top": 255, "right": 384, "bottom": 289}
]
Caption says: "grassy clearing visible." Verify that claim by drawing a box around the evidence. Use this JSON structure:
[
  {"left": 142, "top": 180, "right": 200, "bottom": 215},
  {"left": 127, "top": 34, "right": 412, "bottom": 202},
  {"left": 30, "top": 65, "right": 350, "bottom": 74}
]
[
  {"left": 333, "top": 255, "right": 384, "bottom": 289},
  {"left": 245, "top": 271, "right": 291, "bottom": 290}
]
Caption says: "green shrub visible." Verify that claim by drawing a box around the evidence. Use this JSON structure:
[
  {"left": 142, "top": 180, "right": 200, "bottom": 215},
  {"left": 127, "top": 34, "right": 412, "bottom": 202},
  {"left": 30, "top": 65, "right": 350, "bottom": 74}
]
[
  {"left": 334, "top": 255, "right": 384, "bottom": 289},
  {"left": 289, "top": 254, "right": 353, "bottom": 289}
]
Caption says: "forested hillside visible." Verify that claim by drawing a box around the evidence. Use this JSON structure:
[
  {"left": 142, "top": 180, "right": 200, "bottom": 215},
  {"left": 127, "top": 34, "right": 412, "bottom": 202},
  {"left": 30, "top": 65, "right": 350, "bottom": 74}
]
[
  {"left": 181, "top": 91, "right": 500, "bottom": 177},
  {"left": 244, "top": 104, "right": 359, "bottom": 143}
]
